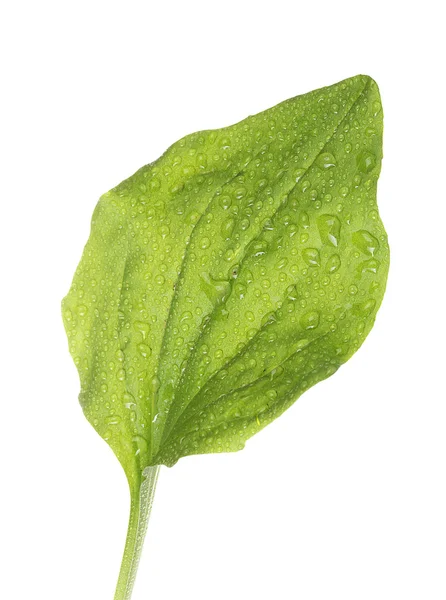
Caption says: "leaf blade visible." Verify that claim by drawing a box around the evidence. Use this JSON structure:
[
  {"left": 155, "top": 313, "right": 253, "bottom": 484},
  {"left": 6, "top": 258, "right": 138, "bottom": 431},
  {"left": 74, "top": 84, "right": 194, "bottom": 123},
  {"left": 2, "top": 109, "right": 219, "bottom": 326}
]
[{"left": 62, "top": 74, "right": 388, "bottom": 476}]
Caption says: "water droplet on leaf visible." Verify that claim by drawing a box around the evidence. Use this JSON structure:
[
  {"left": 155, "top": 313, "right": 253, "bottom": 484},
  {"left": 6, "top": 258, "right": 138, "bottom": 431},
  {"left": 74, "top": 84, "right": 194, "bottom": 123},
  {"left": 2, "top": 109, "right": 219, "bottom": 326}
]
[
  {"left": 221, "top": 218, "right": 235, "bottom": 239},
  {"left": 316, "top": 152, "right": 336, "bottom": 169},
  {"left": 352, "top": 230, "right": 380, "bottom": 256},
  {"left": 138, "top": 343, "right": 152, "bottom": 358},
  {"left": 317, "top": 214, "right": 341, "bottom": 247},
  {"left": 326, "top": 254, "right": 341, "bottom": 273},
  {"left": 357, "top": 150, "right": 376, "bottom": 174},
  {"left": 300, "top": 311, "right": 320, "bottom": 330},
  {"left": 302, "top": 248, "right": 321, "bottom": 267}
]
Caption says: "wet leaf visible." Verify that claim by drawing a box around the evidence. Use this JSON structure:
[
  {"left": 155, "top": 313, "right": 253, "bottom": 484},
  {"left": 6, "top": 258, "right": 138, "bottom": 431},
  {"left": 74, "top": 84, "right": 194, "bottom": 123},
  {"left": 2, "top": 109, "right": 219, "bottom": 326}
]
[{"left": 62, "top": 74, "right": 389, "bottom": 600}]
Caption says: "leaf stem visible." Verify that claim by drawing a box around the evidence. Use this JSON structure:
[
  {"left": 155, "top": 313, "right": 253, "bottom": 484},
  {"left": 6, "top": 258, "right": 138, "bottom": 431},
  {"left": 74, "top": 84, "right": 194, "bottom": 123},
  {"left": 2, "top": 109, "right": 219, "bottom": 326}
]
[{"left": 114, "top": 466, "right": 160, "bottom": 600}]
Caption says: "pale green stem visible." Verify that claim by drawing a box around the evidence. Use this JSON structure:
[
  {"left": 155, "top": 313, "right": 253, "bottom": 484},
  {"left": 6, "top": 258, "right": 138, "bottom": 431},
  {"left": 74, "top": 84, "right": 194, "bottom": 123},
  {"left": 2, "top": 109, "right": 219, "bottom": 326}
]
[{"left": 114, "top": 466, "right": 160, "bottom": 600}]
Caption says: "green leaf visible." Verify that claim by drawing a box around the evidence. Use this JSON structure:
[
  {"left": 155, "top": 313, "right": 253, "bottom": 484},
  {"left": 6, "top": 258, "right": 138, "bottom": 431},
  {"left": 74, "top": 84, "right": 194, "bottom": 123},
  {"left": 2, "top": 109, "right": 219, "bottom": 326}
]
[{"left": 62, "top": 74, "right": 389, "bottom": 600}]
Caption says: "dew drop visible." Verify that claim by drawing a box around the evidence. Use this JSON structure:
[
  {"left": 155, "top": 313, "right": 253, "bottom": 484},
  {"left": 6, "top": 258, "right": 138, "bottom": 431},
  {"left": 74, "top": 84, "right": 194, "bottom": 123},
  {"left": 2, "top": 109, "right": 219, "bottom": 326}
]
[
  {"left": 132, "top": 435, "right": 149, "bottom": 456},
  {"left": 245, "top": 310, "right": 255, "bottom": 322},
  {"left": 300, "top": 311, "right": 320, "bottom": 330},
  {"left": 219, "top": 196, "right": 231, "bottom": 210},
  {"left": 240, "top": 218, "right": 250, "bottom": 231},
  {"left": 250, "top": 240, "right": 268, "bottom": 257},
  {"left": 372, "top": 100, "right": 382, "bottom": 116},
  {"left": 159, "top": 224, "right": 170, "bottom": 238},
  {"left": 235, "top": 282, "right": 247, "bottom": 299},
  {"left": 295, "top": 338, "right": 309, "bottom": 350},
  {"left": 357, "top": 150, "right": 376, "bottom": 174},
  {"left": 298, "top": 211, "right": 310, "bottom": 229},
  {"left": 317, "top": 214, "right": 341, "bottom": 247},
  {"left": 77, "top": 305, "right": 88, "bottom": 317},
  {"left": 180, "top": 311, "right": 193, "bottom": 322},
  {"left": 261, "top": 312, "right": 277, "bottom": 327},
  {"left": 188, "top": 210, "right": 201, "bottom": 224},
  {"left": 352, "top": 230, "right": 380, "bottom": 256},
  {"left": 359, "top": 258, "right": 380, "bottom": 274},
  {"left": 200, "top": 273, "right": 231, "bottom": 305},
  {"left": 326, "top": 254, "right": 341, "bottom": 273},
  {"left": 151, "top": 376, "right": 161, "bottom": 394},
  {"left": 353, "top": 298, "right": 376, "bottom": 316},
  {"left": 294, "top": 168, "right": 305, "bottom": 182},
  {"left": 138, "top": 343, "right": 152, "bottom": 358},
  {"left": 123, "top": 392, "right": 136, "bottom": 409},
  {"left": 106, "top": 415, "right": 121, "bottom": 426},
  {"left": 134, "top": 321, "right": 150, "bottom": 340},
  {"left": 276, "top": 257, "right": 288, "bottom": 269},
  {"left": 224, "top": 248, "right": 235, "bottom": 262},
  {"left": 316, "top": 152, "right": 336, "bottom": 169},
  {"left": 302, "top": 248, "right": 321, "bottom": 267},
  {"left": 221, "top": 218, "right": 235, "bottom": 239}
]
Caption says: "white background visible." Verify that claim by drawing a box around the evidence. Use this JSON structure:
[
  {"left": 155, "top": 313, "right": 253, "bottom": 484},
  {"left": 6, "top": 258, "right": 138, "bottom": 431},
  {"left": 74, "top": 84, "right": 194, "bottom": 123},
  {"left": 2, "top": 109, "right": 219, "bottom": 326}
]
[{"left": 1, "top": 2, "right": 445, "bottom": 599}]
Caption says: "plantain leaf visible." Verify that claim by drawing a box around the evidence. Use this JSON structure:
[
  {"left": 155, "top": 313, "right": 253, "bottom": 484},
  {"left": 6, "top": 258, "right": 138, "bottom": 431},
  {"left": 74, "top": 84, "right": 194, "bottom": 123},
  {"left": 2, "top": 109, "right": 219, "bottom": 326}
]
[{"left": 62, "top": 74, "right": 389, "bottom": 600}]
